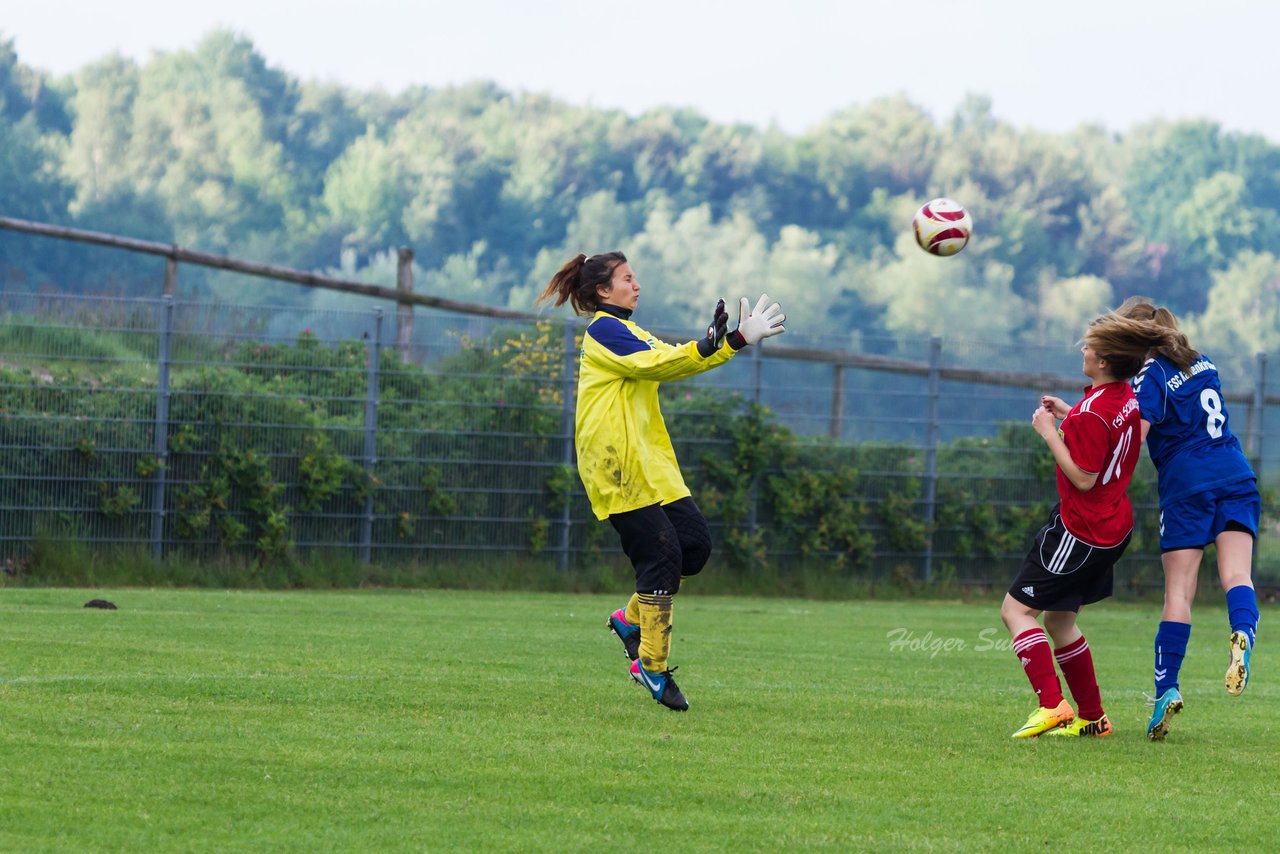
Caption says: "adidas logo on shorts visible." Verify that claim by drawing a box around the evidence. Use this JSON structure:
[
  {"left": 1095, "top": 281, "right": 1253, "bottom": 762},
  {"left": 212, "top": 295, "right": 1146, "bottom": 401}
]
[{"left": 1022, "top": 586, "right": 1035, "bottom": 597}]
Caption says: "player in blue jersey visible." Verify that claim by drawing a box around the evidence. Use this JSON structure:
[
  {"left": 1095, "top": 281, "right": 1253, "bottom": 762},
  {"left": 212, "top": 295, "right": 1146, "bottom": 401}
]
[{"left": 1118, "top": 298, "right": 1261, "bottom": 741}]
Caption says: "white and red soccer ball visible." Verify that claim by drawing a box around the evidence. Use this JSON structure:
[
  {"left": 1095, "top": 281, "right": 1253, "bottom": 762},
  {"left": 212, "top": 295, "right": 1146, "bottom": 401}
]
[{"left": 912, "top": 198, "right": 973, "bottom": 257}]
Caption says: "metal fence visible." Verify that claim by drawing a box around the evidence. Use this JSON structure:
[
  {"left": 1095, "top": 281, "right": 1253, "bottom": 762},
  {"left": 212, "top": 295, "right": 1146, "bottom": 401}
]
[{"left": 1, "top": 292, "right": 1276, "bottom": 584}]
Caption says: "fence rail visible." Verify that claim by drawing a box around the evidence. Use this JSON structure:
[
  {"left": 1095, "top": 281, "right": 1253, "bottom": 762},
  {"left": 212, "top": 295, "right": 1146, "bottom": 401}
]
[{"left": 1, "top": 218, "right": 1277, "bottom": 584}]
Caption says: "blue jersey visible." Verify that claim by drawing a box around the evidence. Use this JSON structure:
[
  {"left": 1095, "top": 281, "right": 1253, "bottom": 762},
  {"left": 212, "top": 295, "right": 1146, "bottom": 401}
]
[{"left": 1131, "top": 353, "right": 1256, "bottom": 504}]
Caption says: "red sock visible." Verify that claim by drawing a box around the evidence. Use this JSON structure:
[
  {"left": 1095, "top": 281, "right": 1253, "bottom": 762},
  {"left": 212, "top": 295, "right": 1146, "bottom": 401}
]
[
  {"left": 1013, "top": 629, "right": 1063, "bottom": 708},
  {"left": 1055, "top": 635, "right": 1104, "bottom": 720}
]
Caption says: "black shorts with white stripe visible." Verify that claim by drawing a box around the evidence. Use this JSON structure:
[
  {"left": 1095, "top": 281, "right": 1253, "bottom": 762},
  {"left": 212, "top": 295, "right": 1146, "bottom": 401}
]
[{"left": 1007, "top": 505, "right": 1132, "bottom": 613}]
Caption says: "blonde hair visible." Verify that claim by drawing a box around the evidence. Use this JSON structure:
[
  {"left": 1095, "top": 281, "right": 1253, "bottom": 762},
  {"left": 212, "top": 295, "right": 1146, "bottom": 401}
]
[
  {"left": 1081, "top": 310, "right": 1185, "bottom": 382},
  {"left": 1112, "top": 296, "right": 1200, "bottom": 373}
]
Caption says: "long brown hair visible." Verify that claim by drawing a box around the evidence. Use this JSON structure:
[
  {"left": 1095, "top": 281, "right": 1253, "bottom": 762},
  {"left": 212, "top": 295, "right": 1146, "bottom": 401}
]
[
  {"left": 1081, "top": 310, "right": 1186, "bottom": 382},
  {"left": 536, "top": 252, "right": 628, "bottom": 316},
  {"left": 1112, "top": 296, "right": 1200, "bottom": 373}
]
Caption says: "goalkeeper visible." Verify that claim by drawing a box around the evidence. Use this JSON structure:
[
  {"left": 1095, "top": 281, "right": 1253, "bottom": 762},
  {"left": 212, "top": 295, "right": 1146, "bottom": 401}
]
[{"left": 537, "top": 252, "right": 785, "bottom": 711}]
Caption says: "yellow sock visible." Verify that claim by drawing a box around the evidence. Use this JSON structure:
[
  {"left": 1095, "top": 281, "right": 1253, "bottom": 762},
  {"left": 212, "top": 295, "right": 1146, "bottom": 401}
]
[
  {"left": 637, "top": 593, "right": 673, "bottom": 672},
  {"left": 624, "top": 593, "right": 640, "bottom": 626}
]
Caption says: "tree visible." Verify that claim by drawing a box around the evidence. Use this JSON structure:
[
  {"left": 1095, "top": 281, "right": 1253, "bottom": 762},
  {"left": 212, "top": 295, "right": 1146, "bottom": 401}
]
[
  {"left": 124, "top": 31, "right": 301, "bottom": 251},
  {"left": 764, "top": 124, "right": 870, "bottom": 234},
  {"left": 677, "top": 122, "right": 765, "bottom": 218},
  {"left": 0, "top": 35, "right": 70, "bottom": 132},
  {"left": 815, "top": 96, "right": 940, "bottom": 197},
  {"left": 934, "top": 98, "right": 1099, "bottom": 297},
  {"left": 422, "top": 242, "right": 490, "bottom": 304},
  {"left": 1116, "top": 120, "right": 1280, "bottom": 312},
  {"left": 1037, "top": 275, "right": 1115, "bottom": 344},
  {"left": 1186, "top": 251, "right": 1280, "bottom": 359},
  {"left": 482, "top": 96, "right": 629, "bottom": 257},
  {"left": 62, "top": 54, "right": 141, "bottom": 213},
  {"left": 859, "top": 232, "right": 1025, "bottom": 342},
  {"left": 624, "top": 109, "right": 703, "bottom": 201},
  {"left": 321, "top": 127, "right": 408, "bottom": 254},
  {"left": 0, "top": 112, "right": 74, "bottom": 285},
  {"left": 1073, "top": 185, "right": 1148, "bottom": 289},
  {"left": 629, "top": 200, "right": 768, "bottom": 327},
  {"left": 287, "top": 82, "right": 372, "bottom": 202},
  {"left": 762, "top": 225, "right": 842, "bottom": 332},
  {"left": 0, "top": 37, "right": 74, "bottom": 285},
  {"left": 0, "top": 113, "right": 70, "bottom": 221},
  {"left": 1172, "top": 171, "right": 1260, "bottom": 269},
  {"left": 1123, "top": 120, "right": 1230, "bottom": 242},
  {"left": 392, "top": 101, "right": 510, "bottom": 266}
]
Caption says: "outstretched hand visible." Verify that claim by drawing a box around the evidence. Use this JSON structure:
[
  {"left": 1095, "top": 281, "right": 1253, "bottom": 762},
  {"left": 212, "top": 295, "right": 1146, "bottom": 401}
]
[
  {"left": 696, "top": 298, "right": 730, "bottom": 357},
  {"left": 707, "top": 298, "right": 728, "bottom": 349},
  {"left": 727, "top": 294, "right": 786, "bottom": 349}
]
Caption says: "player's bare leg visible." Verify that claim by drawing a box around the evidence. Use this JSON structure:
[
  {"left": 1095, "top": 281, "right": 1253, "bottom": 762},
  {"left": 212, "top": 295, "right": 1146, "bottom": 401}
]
[{"left": 1217, "top": 531, "right": 1256, "bottom": 696}]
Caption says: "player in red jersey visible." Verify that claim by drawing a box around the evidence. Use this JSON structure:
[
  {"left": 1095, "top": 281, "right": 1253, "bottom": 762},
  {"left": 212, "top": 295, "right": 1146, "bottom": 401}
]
[{"left": 1001, "top": 311, "right": 1181, "bottom": 738}]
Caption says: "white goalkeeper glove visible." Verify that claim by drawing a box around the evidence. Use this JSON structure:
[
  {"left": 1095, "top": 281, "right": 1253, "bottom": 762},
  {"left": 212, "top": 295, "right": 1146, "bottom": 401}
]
[{"left": 726, "top": 294, "right": 786, "bottom": 349}]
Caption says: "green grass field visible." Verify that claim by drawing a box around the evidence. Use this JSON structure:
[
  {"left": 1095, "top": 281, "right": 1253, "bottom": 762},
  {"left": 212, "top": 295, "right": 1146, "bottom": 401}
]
[{"left": 2, "top": 587, "right": 1277, "bottom": 851}]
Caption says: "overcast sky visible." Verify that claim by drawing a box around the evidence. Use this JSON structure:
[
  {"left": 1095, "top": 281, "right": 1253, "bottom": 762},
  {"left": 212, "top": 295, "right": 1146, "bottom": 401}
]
[{"left": 5, "top": 0, "right": 1277, "bottom": 141}]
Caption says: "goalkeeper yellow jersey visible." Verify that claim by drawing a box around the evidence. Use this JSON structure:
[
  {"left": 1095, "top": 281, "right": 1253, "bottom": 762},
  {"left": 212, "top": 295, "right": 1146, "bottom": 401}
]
[{"left": 576, "top": 306, "right": 737, "bottom": 520}]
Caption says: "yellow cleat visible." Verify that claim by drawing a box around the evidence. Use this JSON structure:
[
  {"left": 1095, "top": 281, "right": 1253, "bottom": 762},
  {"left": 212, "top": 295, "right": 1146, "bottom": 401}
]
[
  {"left": 1045, "top": 714, "right": 1112, "bottom": 738},
  {"left": 1011, "top": 699, "right": 1075, "bottom": 739}
]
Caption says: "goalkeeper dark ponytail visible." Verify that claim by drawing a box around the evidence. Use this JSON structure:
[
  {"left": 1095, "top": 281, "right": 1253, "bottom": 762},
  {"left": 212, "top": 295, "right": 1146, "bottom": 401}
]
[{"left": 537, "top": 251, "right": 628, "bottom": 316}]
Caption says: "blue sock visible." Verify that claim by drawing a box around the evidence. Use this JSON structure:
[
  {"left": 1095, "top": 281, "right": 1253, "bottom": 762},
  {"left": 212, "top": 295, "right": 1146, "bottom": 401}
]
[
  {"left": 1225, "top": 585, "right": 1259, "bottom": 646},
  {"left": 1154, "top": 621, "right": 1191, "bottom": 695}
]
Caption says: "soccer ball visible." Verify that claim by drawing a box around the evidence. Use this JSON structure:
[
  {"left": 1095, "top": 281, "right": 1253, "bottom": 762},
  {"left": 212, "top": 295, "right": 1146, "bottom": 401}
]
[{"left": 912, "top": 198, "right": 973, "bottom": 257}]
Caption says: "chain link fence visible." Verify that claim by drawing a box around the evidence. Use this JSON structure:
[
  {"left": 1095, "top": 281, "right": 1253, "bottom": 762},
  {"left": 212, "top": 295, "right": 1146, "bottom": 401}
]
[{"left": 1, "top": 292, "right": 1276, "bottom": 585}]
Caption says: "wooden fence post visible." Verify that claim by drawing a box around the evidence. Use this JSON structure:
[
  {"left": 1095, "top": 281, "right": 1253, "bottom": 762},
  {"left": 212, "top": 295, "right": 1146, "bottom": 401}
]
[{"left": 396, "top": 247, "right": 414, "bottom": 356}]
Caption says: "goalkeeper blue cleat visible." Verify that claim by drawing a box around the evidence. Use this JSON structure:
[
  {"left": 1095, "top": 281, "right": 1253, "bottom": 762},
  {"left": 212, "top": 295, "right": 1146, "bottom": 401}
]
[
  {"left": 1226, "top": 631, "right": 1252, "bottom": 696},
  {"left": 607, "top": 609, "right": 641, "bottom": 661},
  {"left": 1146, "top": 687, "right": 1184, "bottom": 741},
  {"left": 630, "top": 659, "right": 688, "bottom": 711}
]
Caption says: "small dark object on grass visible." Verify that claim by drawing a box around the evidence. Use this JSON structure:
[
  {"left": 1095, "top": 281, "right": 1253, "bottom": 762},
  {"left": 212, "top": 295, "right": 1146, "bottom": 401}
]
[{"left": 84, "top": 599, "right": 117, "bottom": 610}]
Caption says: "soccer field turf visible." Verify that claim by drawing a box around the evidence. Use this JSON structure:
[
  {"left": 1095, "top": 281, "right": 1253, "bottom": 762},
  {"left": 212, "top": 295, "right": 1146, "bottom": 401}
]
[{"left": 2, "top": 587, "right": 1276, "bottom": 851}]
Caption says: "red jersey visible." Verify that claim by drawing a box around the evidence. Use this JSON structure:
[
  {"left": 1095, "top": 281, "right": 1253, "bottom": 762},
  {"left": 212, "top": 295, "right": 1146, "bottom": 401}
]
[{"left": 1057, "top": 381, "right": 1141, "bottom": 547}]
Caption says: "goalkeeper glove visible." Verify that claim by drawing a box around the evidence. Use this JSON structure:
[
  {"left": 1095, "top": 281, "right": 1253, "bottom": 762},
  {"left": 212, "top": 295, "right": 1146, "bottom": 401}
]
[
  {"left": 696, "top": 298, "right": 729, "bottom": 357},
  {"left": 726, "top": 294, "right": 786, "bottom": 350}
]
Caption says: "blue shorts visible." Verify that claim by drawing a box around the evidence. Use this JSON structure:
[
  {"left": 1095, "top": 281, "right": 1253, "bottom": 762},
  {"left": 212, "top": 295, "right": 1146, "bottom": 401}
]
[{"left": 1159, "top": 480, "right": 1260, "bottom": 551}]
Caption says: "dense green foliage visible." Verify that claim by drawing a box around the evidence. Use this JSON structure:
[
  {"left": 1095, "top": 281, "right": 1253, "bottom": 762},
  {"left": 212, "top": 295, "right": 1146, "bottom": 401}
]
[
  {"left": 2, "top": 31, "right": 1280, "bottom": 356},
  {"left": 3, "top": 589, "right": 1278, "bottom": 850}
]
